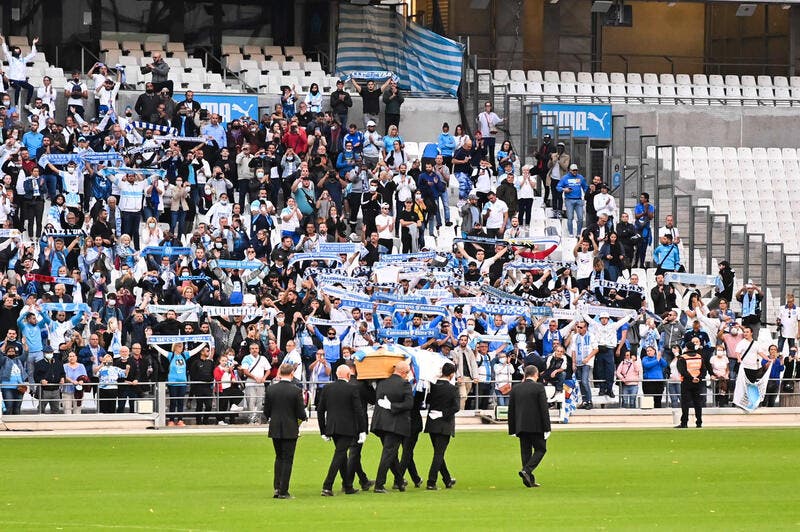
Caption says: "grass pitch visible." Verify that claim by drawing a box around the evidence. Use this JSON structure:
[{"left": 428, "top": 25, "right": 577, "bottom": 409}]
[{"left": 2, "top": 428, "right": 798, "bottom": 531}]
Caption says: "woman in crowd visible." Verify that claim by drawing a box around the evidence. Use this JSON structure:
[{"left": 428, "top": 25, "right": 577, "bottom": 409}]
[
  {"left": 62, "top": 351, "right": 88, "bottom": 414},
  {"left": 615, "top": 349, "right": 642, "bottom": 408},
  {"left": 640, "top": 345, "right": 668, "bottom": 408}
]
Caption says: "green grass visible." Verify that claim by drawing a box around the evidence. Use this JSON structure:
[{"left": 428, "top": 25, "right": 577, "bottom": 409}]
[{"left": 2, "top": 428, "right": 799, "bottom": 531}]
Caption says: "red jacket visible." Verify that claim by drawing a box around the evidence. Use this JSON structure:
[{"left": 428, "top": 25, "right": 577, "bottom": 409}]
[{"left": 281, "top": 129, "right": 308, "bottom": 156}]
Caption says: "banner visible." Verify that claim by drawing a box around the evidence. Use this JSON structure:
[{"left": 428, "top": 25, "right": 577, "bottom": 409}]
[
  {"left": 482, "top": 285, "right": 527, "bottom": 303},
  {"left": 25, "top": 273, "right": 76, "bottom": 286},
  {"left": 472, "top": 303, "right": 531, "bottom": 317},
  {"left": 125, "top": 121, "right": 177, "bottom": 136},
  {"left": 336, "top": 3, "right": 464, "bottom": 96},
  {"left": 583, "top": 305, "right": 636, "bottom": 319},
  {"left": 476, "top": 334, "right": 512, "bottom": 344},
  {"left": 317, "top": 274, "right": 365, "bottom": 288},
  {"left": 370, "top": 292, "right": 429, "bottom": 304},
  {"left": 287, "top": 253, "right": 343, "bottom": 267},
  {"left": 590, "top": 279, "right": 645, "bottom": 294},
  {"left": 142, "top": 246, "right": 192, "bottom": 257},
  {"left": 192, "top": 93, "right": 259, "bottom": 126},
  {"left": 503, "top": 260, "right": 573, "bottom": 271},
  {"left": 319, "top": 285, "right": 371, "bottom": 302},
  {"left": 306, "top": 317, "right": 355, "bottom": 327},
  {"left": 379, "top": 252, "right": 436, "bottom": 263},
  {"left": 317, "top": 242, "right": 361, "bottom": 254},
  {"left": 378, "top": 328, "right": 437, "bottom": 338},
  {"left": 148, "top": 304, "right": 199, "bottom": 314},
  {"left": 382, "top": 303, "right": 448, "bottom": 316},
  {"left": 147, "top": 334, "right": 213, "bottom": 345},
  {"left": 664, "top": 272, "right": 720, "bottom": 287},
  {"left": 733, "top": 362, "right": 772, "bottom": 413},
  {"left": 203, "top": 306, "right": 265, "bottom": 317},
  {"left": 533, "top": 104, "right": 612, "bottom": 140},
  {"left": 215, "top": 259, "right": 263, "bottom": 270},
  {"left": 41, "top": 303, "right": 91, "bottom": 313},
  {"left": 0, "top": 229, "right": 21, "bottom": 238}
]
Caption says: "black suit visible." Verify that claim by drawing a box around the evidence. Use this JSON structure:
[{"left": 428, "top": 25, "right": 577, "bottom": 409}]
[
  {"left": 424, "top": 379, "right": 460, "bottom": 486},
  {"left": 318, "top": 378, "right": 365, "bottom": 491},
  {"left": 263, "top": 379, "right": 307, "bottom": 496},
  {"left": 399, "top": 392, "right": 424, "bottom": 486},
  {"left": 508, "top": 379, "right": 551, "bottom": 479},
  {"left": 370, "top": 374, "right": 413, "bottom": 490},
  {"left": 348, "top": 376, "right": 375, "bottom": 487}
]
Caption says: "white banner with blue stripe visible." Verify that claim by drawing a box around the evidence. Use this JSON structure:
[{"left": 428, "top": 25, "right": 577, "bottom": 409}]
[{"left": 336, "top": 4, "right": 464, "bottom": 96}]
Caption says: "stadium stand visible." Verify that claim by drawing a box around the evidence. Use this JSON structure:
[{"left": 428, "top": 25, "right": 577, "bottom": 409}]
[{"left": 490, "top": 69, "right": 800, "bottom": 106}]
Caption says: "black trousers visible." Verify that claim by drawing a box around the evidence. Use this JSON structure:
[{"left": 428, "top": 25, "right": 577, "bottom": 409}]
[
  {"left": 347, "top": 440, "right": 370, "bottom": 486},
  {"left": 680, "top": 381, "right": 704, "bottom": 427},
  {"left": 375, "top": 432, "right": 403, "bottom": 489},
  {"left": 271, "top": 438, "right": 298, "bottom": 494},
  {"left": 323, "top": 435, "right": 355, "bottom": 490},
  {"left": 518, "top": 432, "right": 547, "bottom": 475},
  {"left": 98, "top": 388, "right": 118, "bottom": 414},
  {"left": 399, "top": 430, "right": 421, "bottom": 485},
  {"left": 191, "top": 384, "right": 213, "bottom": 425},
  {"left": 427, "top": 433, "right": 453, "bottom": 486},
  {"left": 642, "top": 380, "right": 665, "bottom": 408}
]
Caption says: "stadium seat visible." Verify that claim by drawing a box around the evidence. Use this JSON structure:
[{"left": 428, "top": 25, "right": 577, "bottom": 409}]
[
  {"left": 221, "top": 44, "right": 241, "bottom": 56},
  {"left": 238, "top": 59, "right": 259, "bottom": 72},
  {"left": 143, "top": 42, "right": 164, "bottom": 53},
  {"left": 544, "top": 71, "right": 560, "bottom": 83},
  {"left": 724, "top": 75, "right": 741, "bottom": 86},
  {"left": 659, "top": 73, "right": 675, "bottom": 86},
  {"left": 225, "top": 54, "right": 244, "bottom": 72},
  {"left": 593, "top": 72, "right": 610, "bottom": 84},
  {"left": 708, "top": 75, "right": 724, "bottom": 86},
  {"left": 100, "top": 39, "right": 119, "bottom": 52},
  {"left": 509, "top": 69, "right": 526, "bottom": 82},
  {"left": 741, "top": 86, "right": 759, "bottom": 105},
  {"left": 260, "top": 60, "right": 281, "bottom": 72},
  {"left": 509, "top": 81, "right": 526, "bottom": 93},
  {"left": 692, "top": 74, "right": 708, "bottom": 86},
  {"left": 184, "top": 58, "right": 204, "bottom": 71},
  {"left": 166, "top": 42, "right": 185, "bottom": 53},
  {"left": 263, "top": 46, "right": 283, "bottom": 58},
  {"left": 404, "top": 142, "right": 419, "bottom": 160},
  {"left": 741, "top": 75, "right": 756, "bottom": 87},
  {"left": 576, "top": 83, "right": 594, "bottom": 103},
  {"left": 560, "top": 71, "right": 577, "bottom": 83},
  {"left": 774, "top": 76, "right": 789, "bottom": 88},
  {"left": 577, "top": 72, "right": 594, "bottom": 84},
  {"left": 527, "top": 70, "right": 543, "bottom": 82},
  {"left": 609, "top": 72, "right": 625, "bottom": 85},
  {"left": 642, "top": 73, "right": 659, "bottom": 85},
  {"left": 609, "top": 84, "right": 627, "bottom": 103},
  {"left": 626, "top": 72, "right": 642, "bottom": 85},
  {"left": 121, "top": 41, "right": 143, "bottom": 54},
  {"left": 242, "top": 45, "right": 263, "bottom": 57},
  {"left": 525, "top": 82, "right": 543, "bottom": 97},
  {"left": 493, "top": 70, "right": 509, "bottom": 83},
  {"left": 542, "top": 83, "right": 560, "bottom": 102}
]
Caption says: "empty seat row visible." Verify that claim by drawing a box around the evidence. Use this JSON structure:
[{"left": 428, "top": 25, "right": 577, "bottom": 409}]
[{"left": 492, "top": 70, "right": 800, "bottom": 89}]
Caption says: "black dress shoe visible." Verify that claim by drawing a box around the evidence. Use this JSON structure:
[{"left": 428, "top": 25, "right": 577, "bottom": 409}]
[
  {"left": 585, "top": 403, "right": 593, "bottom": 410},
  {"left": 674, "top": 424, "right": 687, "bottom": 429},
  {"left": 696, "top": 424, "right": 702, "bottom": 428},
  {"left": 445, "top": 478, "right": 457, "bottom": 489},
  {"left": 321, "top": 489, "right": 334, "bottom": 497},
  {"left": 413, "top": 479, "right": 423, "bottom": 488},
  {"left": 273, "top": 490, "right": 281, "bottom": 499},
  {"left": 391, "top": 483, "right": 406, "bottom": 492},
  {"left": 361, "top": 480, "right": 375, "bottom": 490},
  {"left": 276, "top": 493, "right": 293, "bottom": 499},
  {"left": 344, "top": 488, "right": 359, "bottom": 495},
  {"left": 607, "top": 391, "right": 615, "bottom": 398},
  {"left": 445, "top": 221, "right": 453, "bottom": 227},
  {"left": 426, "top": 484, "right": 438, "bottom": 490},
  {"left": 373, "top": 487, "right": 388, "bottom": 493},
  {"left": 518, "top": 470, "right": 532, "bottom": 488}
]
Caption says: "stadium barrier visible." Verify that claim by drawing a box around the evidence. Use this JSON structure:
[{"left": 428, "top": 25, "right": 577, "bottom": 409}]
[{"left": 4, "top": 376, "right": 797, "bottom": 425}]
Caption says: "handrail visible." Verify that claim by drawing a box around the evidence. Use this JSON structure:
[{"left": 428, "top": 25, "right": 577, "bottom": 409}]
[{"left": 195, "top": 45, "right": 254, "bottom": 93}]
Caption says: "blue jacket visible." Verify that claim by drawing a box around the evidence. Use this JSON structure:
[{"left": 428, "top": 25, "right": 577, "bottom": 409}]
[
  {"left": 437, "top": 133, "right": 456, "bottom": 157},
  {"left": 653, "top": 243, "right": 681, "bottom": 271},
  {"left": 0, "top": 351, "right": 28, "bottom": 386},
  {"left": 17, "top": 311, "right": 51, "bottom": 354},
  {"left": 556, "top": 173, "right": 589, "bottom": 200},
  {"left": 641, "top": 354, "right": 667, "bottom": 380}
]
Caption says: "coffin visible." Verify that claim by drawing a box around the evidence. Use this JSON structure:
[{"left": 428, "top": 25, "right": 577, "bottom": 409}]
[{"left": 354, "top": 354, "right": 406, "bottom": 380}]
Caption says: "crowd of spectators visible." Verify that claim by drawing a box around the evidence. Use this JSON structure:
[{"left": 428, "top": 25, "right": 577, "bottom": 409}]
[{"left": 0, "top": 34, "right": 796, "bottom": 421}]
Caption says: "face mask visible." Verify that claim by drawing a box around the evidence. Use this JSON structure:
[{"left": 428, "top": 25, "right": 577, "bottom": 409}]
[
  {"left": 277, "top": 318, "right": 285, "bottom": 324},
  {"left": 148, "top": 222, "right": 156, "bottom": 228},
  {"left": 43, "top": 284, "right": 51, "bottom": 291},
  {"left": 467, "top": 325, "right": 475, "bottom": 332},
  {"left": 256, "top": 172, "right": 265, "bottom": 178},
  {"left": 287, "top": 156, "right": 294, "bottom": 161},
  {"left": 104, "top": 361, "right": 112, "bottom": 367},
  {"left": 498, "top": 357, "right": 507, "bottom": 364},
  {"left": 369, "top": 186, "right": 377, "bottom": 193},
  {"left": 415, "top": 194, "right": 422, "bottom": 200},
  {"left": 716, "top": 350, "right": 725, "bottom": 357},
  {"left": 44, "top": 353, "right": 54, "bottom": 361},
  {"left": 215, "top": 173, "right": 223, "bottom": 179},
  {"left": 2, "top": 99, "right": 11, "bottom": 107},
  {"left": 214, "top": 243, "right": 223, "bottom": 249},
  {"left": 125, "top": 112, "right": 132, "bottom": 117},
  {"left": 92, "top": 272, "right": 101, "bottom": 280},
  {"left": 108, "top": 300, "right": 116, "bottom": 307}
]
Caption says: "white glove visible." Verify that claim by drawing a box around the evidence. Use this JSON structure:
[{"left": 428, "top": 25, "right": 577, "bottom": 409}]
[
  {"left": 428, "top": 410, "right": 443, "bottom": 420},
  {"left": 357, "top": 432, "right": 366, "bottom": 444},
  {"left": 321, "top": 435, "right": 331, "bottom": 442},
  {"left": 377, "top": 396, "right": 391, "bottom": 410},
  {"left": 544, "top": 431, "right": 551, "bottom": 441}
]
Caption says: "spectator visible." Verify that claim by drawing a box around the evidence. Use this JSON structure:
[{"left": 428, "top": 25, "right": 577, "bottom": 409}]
[
  {"left": 142, "top": 51, "right": 171, "bottom": 95},
  {"left": 329, "top": 80, "right": 352, "bottom": 126},
  {"left": 350, "top": 77, "right": 391, "bottom": 129},
  {"left": 382, "top": 80, "right": 404, "bottom": 133},
  {"left": 557, "top": 164, "right": 588, "bottom": 238},
  {"left": 633, "top": 192, "right": 654, "bottom": 269},
  {"left": 0, "top": 35, "right": 38, "bottom": 111},
  {"left": 476, "top": 101, "right": 503, "bottom": 168},
  {"left": 736, "top": 282, "right": 763, "bottom": 338},
  {"left": 615, "top": 349, "right": 642, "bottom": 408},
  {"left": 640, "top": 345, "right": 667, "bottom": 408},
  {"left": 436, "top": 122, "right": 455, "bottom": 168}
]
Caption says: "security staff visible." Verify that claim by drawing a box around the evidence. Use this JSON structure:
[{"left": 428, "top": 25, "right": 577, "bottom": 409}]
[
  {"left": 318, "top": 365, "right": 366, "bottom": 496},
  {"left": 263, "top": 363, "right": 308, "bottom": 499},
  {"left": 371, "top": 360, "right": 414, "bottom": 493},
  {"left": 676, "top": 346, "right": 708, "bottom": 428},
  {"left": 425, "top": 362, "right": 460, "bottom": 490},
  {"left": 346, "top": 361, "right": 376, "bottom": 491},
  {"left": 508, "top": 365, "right": 551, "bottom": 488}
]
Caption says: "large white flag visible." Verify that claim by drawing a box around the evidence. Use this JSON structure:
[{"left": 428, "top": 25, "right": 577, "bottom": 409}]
[{"left": 732, "top": 363, "right": 772, "bottom": 413}]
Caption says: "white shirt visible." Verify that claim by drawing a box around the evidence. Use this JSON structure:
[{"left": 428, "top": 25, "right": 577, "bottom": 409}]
[
  {"left": 393, "top": 173, "right": 416, "bottom": 202},
  {"left": 575, "top": 251, "right": 594, "bottom": 279},
  {"left": 207, "top": 202, "right": 233, "bottom": 229},
  {"left": 95, "top": 82, "right": 120, "bottom": 109},
  {"left": 515, "top": 174, "right": 535, "bottom": 200},
  {"left": 478, "top": 111, "right": 502, "bottom": 138},
  {"left": 593, "top": 192, "right": 616, "bottom": 218},
  {"left": 735, "top": 339, "right": 766, "bottom": 370},
  {"left": 571, "top": 332, "right": 598, "bottom": 367},
  {"left": 483, "top": 198, "right": 508, "bottom": 229},
  {"left": 778, "top": 305, "right": 799, "bottom": 339},
  {"left": 118, "top": 179, "right": 148, "bottom": 212},
  {"left": 474, "top": 167, "right": 495, "bottom": 193},
  {"left": 65, "top": 80, "right": 88, "bottom": 106},
  {"left": 2, "top": 43, "right": 36, "bottom": 80},
  {"left": 375, "top": 213, "right": 394, "bottom": 239},
  {"left": 37, "top": 84, "right": 57, "bottom": 112},
  {"left": 59, "top": 169, "right": 83, "bottom": 195}
]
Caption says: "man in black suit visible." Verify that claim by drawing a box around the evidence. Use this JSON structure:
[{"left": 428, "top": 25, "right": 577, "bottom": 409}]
[
  {"left": 370, "top": 360, "right": 414, "bottom": 493},
  {"left": 346, "top": 361, "right": 375, "bottom": 491},
  {"left": 508, "top": 365, "right": 551, "bottom": 488},
  {"left": 397, "top": 390, "right": 424, "bottom": 489},
  {"left": 318, "top": 365, "right": 366, "bottom": 496},
  {"left": 425, "top": 362, "right": 460, "bottom": 490},
  {"left": 263, "top": 363, "right": 308, "bottom": 499}
]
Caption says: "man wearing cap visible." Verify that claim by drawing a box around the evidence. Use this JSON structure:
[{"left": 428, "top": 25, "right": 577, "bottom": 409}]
[
  {"left": 362, "top": 120, "right": 384, "bottom": 168},
  {"left": 556, "top": 163, "right": 589, "bottom": 238},
  {"left": 34, "top": 345, "right": 65, "bottom": 413},
  {"left": 676, "top": 346, "right": 708, "bottom": 428},
  {"left": 580, "top": 309, "right": 634, "bottom": 398},
  {"left": 459, "top": 192, "right": 480, "bottom": 238}
]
